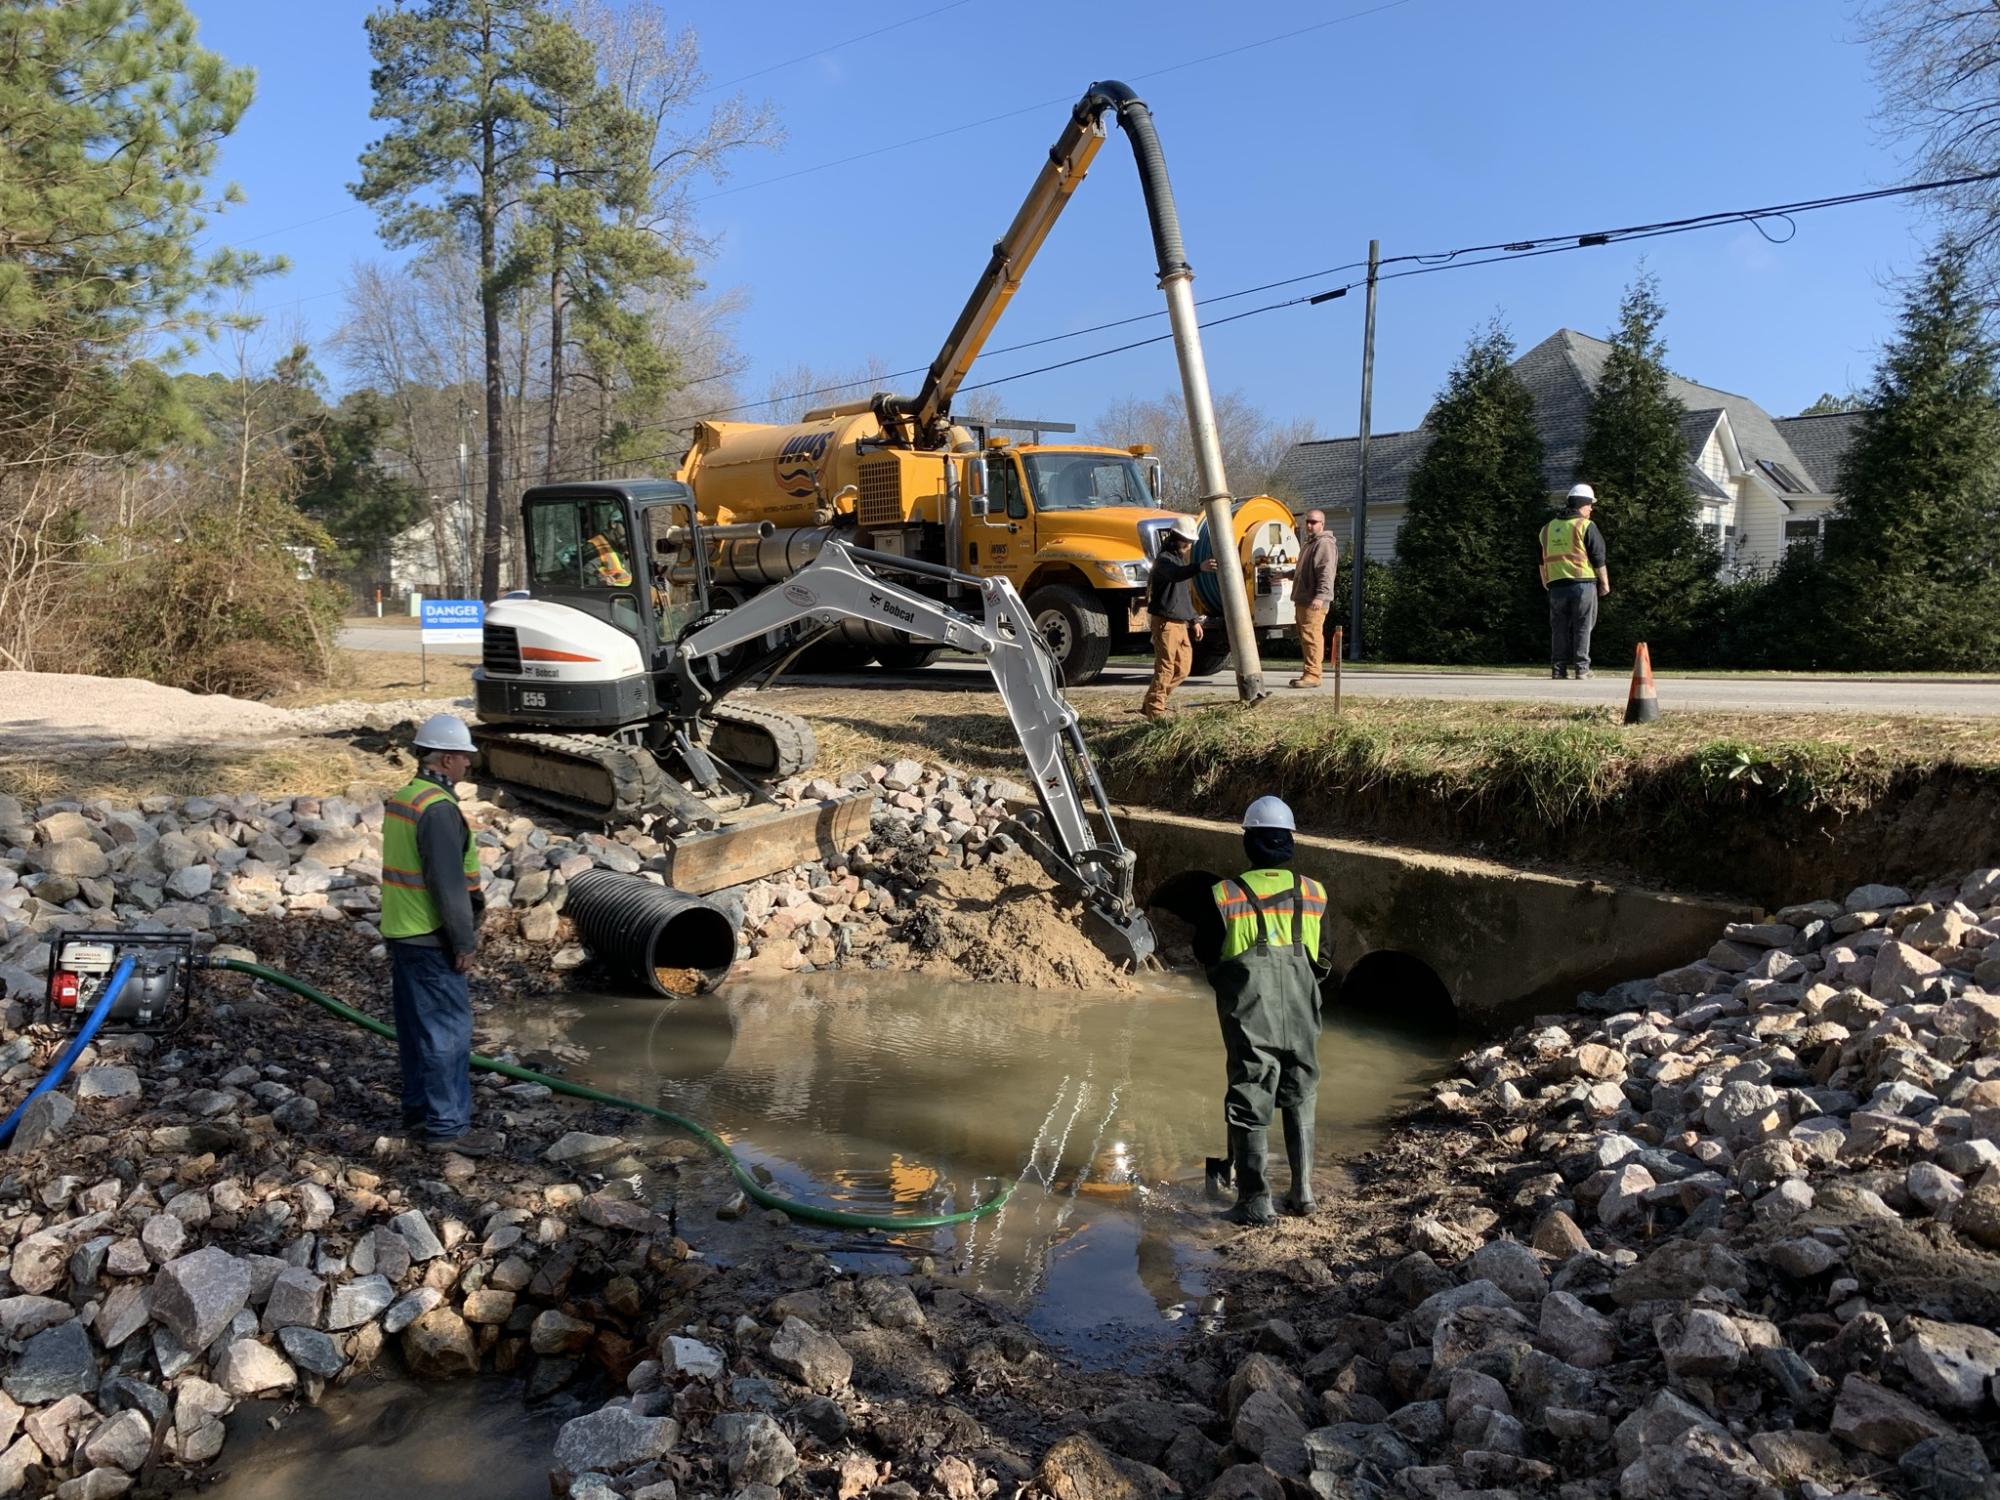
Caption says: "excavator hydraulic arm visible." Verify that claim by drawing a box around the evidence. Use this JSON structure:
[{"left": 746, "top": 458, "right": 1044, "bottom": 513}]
[{"left": 677, "top": 542, "right": 1158, "bottom": 968}]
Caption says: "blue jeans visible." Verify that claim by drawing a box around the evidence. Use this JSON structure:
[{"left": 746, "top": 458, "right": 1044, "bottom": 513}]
[
  {"left": 1548, "top": 579, "right": 1598, "bottom": 672},
  {"left": 388, "top": 942, "right": 472, "bottom": 1140}
]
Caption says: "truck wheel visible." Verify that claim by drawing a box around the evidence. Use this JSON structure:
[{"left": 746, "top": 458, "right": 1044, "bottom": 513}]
[
  {"left": 873, "top": 645, "right": 944, "bottom": 672},
  {"left": 1189, "top": 631, "right": 1232, "bottom": 677},
  {"left": 1026, "top": 584, "right": 1112, "bottom": 684}
]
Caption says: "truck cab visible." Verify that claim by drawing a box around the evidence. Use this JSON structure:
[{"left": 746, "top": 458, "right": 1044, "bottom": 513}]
[{"left": 967, "top": 440, "right": 1299, "bottom": 680}]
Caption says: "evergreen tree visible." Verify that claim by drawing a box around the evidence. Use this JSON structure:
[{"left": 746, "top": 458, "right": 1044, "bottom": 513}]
[
  {"left": 504, "top": 21, "right": 692, "bottom": 482},
  {"left": 1820, "top": 241, "right": 2000, "bottom": 669},
  {"left": 1574, "top": 274, "right": 1717, "bottom": 665},
  {"left": 355, "top": 0, "right": 571, "bottom": 599},
  {"left": 0, "top": 0, "right": 278, "bottom": 463},
  {"left": 1381, "top": 322, "right": 1547, "bottom": 662}
]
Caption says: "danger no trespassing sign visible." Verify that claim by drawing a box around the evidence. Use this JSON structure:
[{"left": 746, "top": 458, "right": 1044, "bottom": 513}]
[{"left": 420, "top": 599, "right": 484, "bottom": 646}]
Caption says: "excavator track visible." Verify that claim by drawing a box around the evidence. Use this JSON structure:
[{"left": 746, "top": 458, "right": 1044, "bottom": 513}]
[
  {"left": 702, "top": 701, "right": 817, "bottom": 780},
  {"left": 471, "top": 728, "right": 677, "bottom": 825}
]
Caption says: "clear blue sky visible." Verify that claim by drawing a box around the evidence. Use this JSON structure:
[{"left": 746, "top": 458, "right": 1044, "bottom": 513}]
[{"left": 190, "top": 0, "right": 1927, "bottom": 440}]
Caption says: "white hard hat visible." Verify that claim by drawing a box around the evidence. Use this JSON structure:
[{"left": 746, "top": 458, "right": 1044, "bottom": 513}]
[
  {"left": 413, "top": 714, "right": 476, "bottom": 753},
  {"left": 1567, "top": 483, "right": 1597, "bottom": 503},
  {"left": 1169, "top": 515, "right": 1200, "bottom": 542},
  {"left": 1242, "top": 795, "right": 1295, "bottom": 831}
]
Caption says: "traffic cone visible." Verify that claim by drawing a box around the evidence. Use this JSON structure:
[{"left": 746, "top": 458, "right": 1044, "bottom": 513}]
[{"left": 1624, "top": 642, "right": 1660, "bottom": 724}]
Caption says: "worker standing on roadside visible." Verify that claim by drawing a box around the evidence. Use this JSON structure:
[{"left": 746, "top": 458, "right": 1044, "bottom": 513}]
[
  {"left": 1140, "top": 516, "right": 1217, "bottom": 718},
  {"left": 1289, "top": 508, "right": 1339, "bottom": 689},
  {"left": 381, "top": 715, "right": 498, "bottom": 1154},
  {"left": 1194, "top": 796, "right": 1330, "bottom": 1224},
  {"left": 1539, "top": 483, "right": 1610, "bottom": 679}
]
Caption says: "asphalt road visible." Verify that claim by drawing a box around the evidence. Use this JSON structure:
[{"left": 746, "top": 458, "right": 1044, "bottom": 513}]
[
  {"left": 336, "top": 627, "right": 2000, "bottom": 715},
  {"left": 339, "top": 626, "right": 478, "bottom": 655},
  {"left": 779, "top": 659, "right": 2000, "bottom": 717}
]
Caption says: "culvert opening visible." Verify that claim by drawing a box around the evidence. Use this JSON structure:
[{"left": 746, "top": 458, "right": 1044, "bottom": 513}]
[{"left": 1335, "top": 950, "right": 1457, "bottom": 1028}]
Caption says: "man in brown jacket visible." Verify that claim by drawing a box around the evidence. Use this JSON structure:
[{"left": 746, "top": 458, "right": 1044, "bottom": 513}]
[{"left": 1290, "top": 510, "right": 1338, "bottom": 688}]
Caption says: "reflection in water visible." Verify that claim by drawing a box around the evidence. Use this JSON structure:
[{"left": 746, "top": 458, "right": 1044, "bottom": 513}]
[
  {"left": 200, "top": 1376, "right": 573, "bottom": 1500},
  {"left": 523, "top": 970, "right": 1462, "bottom": 1364}
]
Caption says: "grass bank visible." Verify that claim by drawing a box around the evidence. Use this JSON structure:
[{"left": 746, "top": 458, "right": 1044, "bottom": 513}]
[{"left": 779, "top": 688, "right": 2000, "bottom": 907}]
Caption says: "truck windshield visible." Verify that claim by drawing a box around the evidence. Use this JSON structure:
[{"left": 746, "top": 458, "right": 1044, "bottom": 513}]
[{"left": 1021, "top": 453, "right": 1157, "bottom": 512}]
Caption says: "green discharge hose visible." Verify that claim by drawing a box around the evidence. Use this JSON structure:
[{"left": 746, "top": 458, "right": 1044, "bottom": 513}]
[{"left": 211, "top": 958, "right": 1014, "bottom": 1231}]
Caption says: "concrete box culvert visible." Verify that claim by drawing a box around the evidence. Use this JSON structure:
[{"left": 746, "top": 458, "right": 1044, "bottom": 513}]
[{"left": 1118, "top": 806, "right": 1753, "bottom": 1024}]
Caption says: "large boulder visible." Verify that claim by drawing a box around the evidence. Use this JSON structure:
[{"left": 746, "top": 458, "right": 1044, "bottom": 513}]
[
  {"left": 4, "top": 1320, "right": 98, "bottom": 1403},
  {"left": 768, "top": 1317, "right": 851, "bottom": 1393},
  {"left": 552, "top": 1408, "right": 680, "bottom": 1477},
  {"left": 401, "top": 1308, "right": 478, "bottom": 1379},
  {"left": 715, "top": 1412, "right": 799, "bottom": 1488},
  {"left": 151, "top": 1247, "right": 251, "bottom": 1350},
  {"left": 1831, "top": 1374, "right": 1956, "bottom": 1457}
]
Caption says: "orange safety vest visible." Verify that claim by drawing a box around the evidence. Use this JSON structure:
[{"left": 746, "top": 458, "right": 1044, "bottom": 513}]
[{"left": 587, "top": 534, "right": 632, "bottom": 587}]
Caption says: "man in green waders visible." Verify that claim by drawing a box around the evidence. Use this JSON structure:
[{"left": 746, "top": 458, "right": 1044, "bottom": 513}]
[{"left": 1198, "top": 796, "right": 1330, "bottom": 1224}]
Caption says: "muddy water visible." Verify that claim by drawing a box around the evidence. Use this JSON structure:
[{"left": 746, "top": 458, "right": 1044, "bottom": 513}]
[
  {"left": 200, "top": 1376, "right": 579, "bottom": 1499},
  {"left": 541, "top": 971, "right": 1464, "bottom": 1365}
]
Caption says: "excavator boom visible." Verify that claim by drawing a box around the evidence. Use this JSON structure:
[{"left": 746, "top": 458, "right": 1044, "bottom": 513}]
[{"left": 678, "top": 542, "right": 1158, "bottom": 968}]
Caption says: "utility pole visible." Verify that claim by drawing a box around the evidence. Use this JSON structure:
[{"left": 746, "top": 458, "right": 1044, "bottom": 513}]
[
  {"left": 456, "top": 437, "right": 472, "bottom": 598},
  {"left": 1349, "top": 239, "right": 1380, "bottom": 659}
]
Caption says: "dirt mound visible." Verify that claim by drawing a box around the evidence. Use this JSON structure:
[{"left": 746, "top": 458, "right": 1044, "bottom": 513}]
[
  {"left": 882, "top": 850, "right": 1136, "bottom": 990},
  {"left": 0, "top": 670, "right": 304, "bottom": 747}
]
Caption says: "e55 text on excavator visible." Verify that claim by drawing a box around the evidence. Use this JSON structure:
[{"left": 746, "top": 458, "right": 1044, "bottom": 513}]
[{"left": 675, "top": 80, "right": 1297, "bottom": 691}]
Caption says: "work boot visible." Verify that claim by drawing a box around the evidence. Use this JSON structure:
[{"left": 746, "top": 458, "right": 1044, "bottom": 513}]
[
  {"left": 424, "top": 1128, "right": 506, "bottom": 1158},
  {"left": 1550, "top": 665, "right": 1567, "bottom": 680},
  {"left": 1205, "top": 1128, "right": 1238, "bottom": 1203},
  {"left": 1225, "top": 1127, "right": 1276, "bottom": 1225},
  {"left": 1279, "top": 1106, "right": 1316, "bottom": 1217},
  {"left": 1574, "top": 668, "right": 1593, "bottom": 680}
]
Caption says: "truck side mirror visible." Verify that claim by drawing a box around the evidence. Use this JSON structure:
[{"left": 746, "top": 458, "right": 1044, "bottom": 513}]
[{"left": 966, "top": 460, "right": 989, "bottom": 516}]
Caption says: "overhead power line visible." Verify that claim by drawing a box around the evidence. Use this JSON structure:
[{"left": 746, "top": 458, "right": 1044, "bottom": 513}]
[{"left": 362, "top": 165, "right": 1990, "bottom": 486}]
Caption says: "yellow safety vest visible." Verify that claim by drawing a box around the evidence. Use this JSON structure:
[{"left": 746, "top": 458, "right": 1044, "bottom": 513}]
[
  {"left": 587, "top": 534, "right": 632, "bottom": 587},
  {"left": 380, "top": 775, "right": 481, "bottom": 940},
  {"left": 1211, "top": 870, "right": 1327, "bottom": 963},
  {"left": 1541, "top": 516, "right": 1597, "bottom": 583}
]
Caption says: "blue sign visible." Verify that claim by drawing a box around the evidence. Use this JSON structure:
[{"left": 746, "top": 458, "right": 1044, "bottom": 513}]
[{"left": 420, "top": 598, "right": 484, "bottom": 645}]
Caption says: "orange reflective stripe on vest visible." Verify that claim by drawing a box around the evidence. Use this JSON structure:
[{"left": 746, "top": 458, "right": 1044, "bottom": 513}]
[
  {"left": 1541, "top": 516, "right": 1595, "bottom": 582},
  {"left": 587, "top": 534, "right": 632, "bottom": 587}
]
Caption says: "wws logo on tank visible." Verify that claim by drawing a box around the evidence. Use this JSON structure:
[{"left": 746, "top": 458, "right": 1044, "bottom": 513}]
[{"left": 773, "top": 428, "right": 834, "bottom": 500}]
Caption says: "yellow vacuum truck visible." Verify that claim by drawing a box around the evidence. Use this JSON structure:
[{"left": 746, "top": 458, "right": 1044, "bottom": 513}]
[{"left": 675, "top": 81, "right": 1296, "bottom": 691}]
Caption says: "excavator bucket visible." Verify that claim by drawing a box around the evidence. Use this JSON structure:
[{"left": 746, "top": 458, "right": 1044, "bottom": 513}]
[{"left": 1084, "top": 904, "right": 1159, "bottom": 972}]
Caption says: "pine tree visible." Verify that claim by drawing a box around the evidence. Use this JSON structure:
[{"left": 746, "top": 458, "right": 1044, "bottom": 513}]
[
  {"left": 355, "top": 0, "right": 573, "bottom": 600},
  {"left": 1381, "top": 322, "right": 1547, "bottom": 662},
  {"left": 1574, "top": 274, "right": 1717, "bottom": 665},
  {"left": 1820, "top": 241, "right": 2000, "bottom": 669},
  {"left": 0, "top": 0, "right": 278, "bottom": 464},
  {"left": 504, "top": 21, "right": 692, "bottom": 483}
]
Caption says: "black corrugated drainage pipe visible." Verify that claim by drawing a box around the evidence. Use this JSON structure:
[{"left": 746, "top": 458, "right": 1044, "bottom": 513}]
[{"left": 564, "top": 869, "right": 738, "bottom": 996}]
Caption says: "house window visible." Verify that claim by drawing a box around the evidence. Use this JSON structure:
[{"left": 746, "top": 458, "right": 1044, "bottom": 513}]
[{"left": 1785, "top": 518, "right": 1823, "bottom": 555}]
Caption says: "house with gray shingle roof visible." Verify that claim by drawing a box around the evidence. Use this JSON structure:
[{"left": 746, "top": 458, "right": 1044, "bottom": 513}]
[{"left": 1275, "top": 329, "right": 1865, "bottom": 575}]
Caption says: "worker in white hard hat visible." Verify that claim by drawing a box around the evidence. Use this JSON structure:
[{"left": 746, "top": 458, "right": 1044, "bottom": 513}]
[
  {"left": 1139, "top": 515, "right": 1217, "bottom": 718},
  {"left": 1192, "top": 794, "right": 1330, "bottom": 1224},
  {"left": 1539, "top": 483, "right": 1610, "bottom": 679},
  {"left": 379, "top": 714, "right": 499, "bottom": 1155}
]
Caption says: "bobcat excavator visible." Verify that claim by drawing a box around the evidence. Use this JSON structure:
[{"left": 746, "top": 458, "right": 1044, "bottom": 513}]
[{"left": 473, "top": 478, "right": 1157, "bottom": 966}]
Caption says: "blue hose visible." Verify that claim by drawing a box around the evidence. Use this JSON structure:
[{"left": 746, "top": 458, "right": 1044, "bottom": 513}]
[{"left": 0, "top": 955, "right": 136, "bottom": 1147}]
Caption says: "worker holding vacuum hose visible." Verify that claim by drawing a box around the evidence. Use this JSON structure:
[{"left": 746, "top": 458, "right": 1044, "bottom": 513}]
[
  {"left": 1193, "top": 796, "right": 1330, "bottom": 1224},
  {"left": 381, "top": 715, "right": 499, "bottom": 1155}
]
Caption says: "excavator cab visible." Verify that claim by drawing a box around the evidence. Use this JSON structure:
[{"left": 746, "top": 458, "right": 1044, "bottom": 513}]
[{"left": 520, "top": 481, "right": 711, "bottom": 669}]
